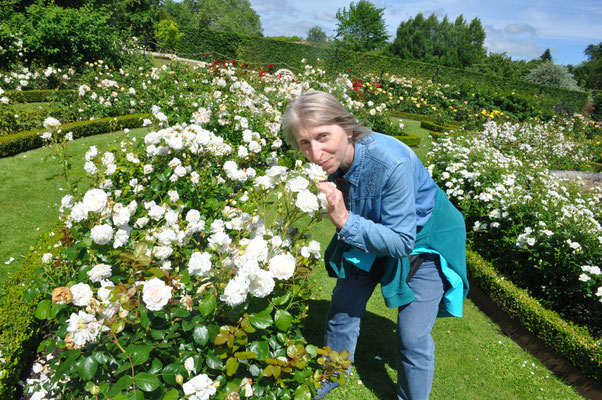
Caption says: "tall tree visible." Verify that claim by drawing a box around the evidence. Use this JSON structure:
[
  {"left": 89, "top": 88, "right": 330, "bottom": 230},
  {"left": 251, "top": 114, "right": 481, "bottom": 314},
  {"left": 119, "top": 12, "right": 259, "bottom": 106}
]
[
  {"left": 540, "top": 48, "right": 553, "bottom": 62},
  {"left": 335, "top": 0, "right": 388, "bottom": 52},
  {"left": 307, "top": 26, "right": 327, "bottom": 43},
  {"left": 161, "top": 0, "right": 262, "bottom": 36},
  {"left": 389, "top": 12, "right": 486, "bottom": 68}
]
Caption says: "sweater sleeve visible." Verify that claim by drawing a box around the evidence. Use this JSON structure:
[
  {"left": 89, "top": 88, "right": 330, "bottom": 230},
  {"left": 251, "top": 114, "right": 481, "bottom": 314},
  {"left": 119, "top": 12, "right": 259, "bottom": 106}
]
[{"left": 337, "top": 160, "right": 416, "bottom": 259}]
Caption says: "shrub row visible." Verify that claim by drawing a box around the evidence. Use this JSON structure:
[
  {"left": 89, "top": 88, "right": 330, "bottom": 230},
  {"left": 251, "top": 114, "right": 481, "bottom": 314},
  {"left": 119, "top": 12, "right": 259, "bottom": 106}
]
[
  {"left": 420, "top": 120, "right": 455, "bottom": 133},
  {"left": 394, "top": 134, "right": 421, "bottom": 147},
  {"left": 0, "top": 113, "right": 150, "bottom": 158},
  {"left": 175, "top": 29, "right": 588, "bottom": 116},
  {"left": 467, "top": 249, "right": 602, "bottom": 384},
  {"left": 0, "top": 228, "right": 66, "bottom": 399},
  {"left": 6, "top": 89, "right": 76, "bottom": 103},
  {"left": 391, "top": 111, "right": 462, "bottom": 129}
]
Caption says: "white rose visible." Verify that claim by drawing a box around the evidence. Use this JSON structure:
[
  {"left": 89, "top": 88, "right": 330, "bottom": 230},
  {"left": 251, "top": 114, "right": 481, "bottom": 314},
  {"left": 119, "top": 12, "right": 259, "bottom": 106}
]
[
  {"left": 304, "top": 163, "right": 328, "bottom": 181},
  {"left": 295, "top": 190, "right": 319, "bottom": 215},
  {"left": 83, "top": 189, "right": 108, "bottom": 213},
  {"left": 188, "top": 252, "right": 212, "bottom": 276},
  {"left": 220, "top": 276, "right": 249, "bottom": 307},
  {"left": 142, "top": 278, "right": 172, "bottom": 311},
  {"left": 90, "top": 224, "right": 114, "bottom": 245},
  {"left": 182, "top": 373, "right": 216, "bottom": 400},
  {"left": 70, "top": 202, "right": 89, "bottom": 222},
  {"left": 286, "top": 176, "right": 310, "bottom": 193},
  {"left": 42, "top": 253, "right": 53, "bottom": 263},
  {"left": 249, "top": 269, "right": 275, "bottom": 298},
  {"left": 70, "top": 283, "right": 94, "bottom": 306},
  {"left": 153, "top": 245, "right": 173, "bottom": 260},
  {"left": 43, "top": 117, "right": 61, "bottom": 130},
  {"left": 135, "top": 217, "right": 149, "bottom": 228},
  {"left": 87, "top": 264, "right": 112, "bottom": 282},
  {"left": 268, "top": 253, "right": 296, "bottom": 280},
  {"left": 84, "top": 161, "right": 97, "bottom": 175},
  {"left": 112, "top": 203, "right": 131, "bottom": 227}
]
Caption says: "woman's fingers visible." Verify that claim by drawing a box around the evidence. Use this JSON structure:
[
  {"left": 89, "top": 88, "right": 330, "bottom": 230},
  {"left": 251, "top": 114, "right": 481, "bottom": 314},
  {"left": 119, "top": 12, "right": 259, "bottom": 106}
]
[{"left": 317, "top": 182, "right": 349, "bottom": 228}]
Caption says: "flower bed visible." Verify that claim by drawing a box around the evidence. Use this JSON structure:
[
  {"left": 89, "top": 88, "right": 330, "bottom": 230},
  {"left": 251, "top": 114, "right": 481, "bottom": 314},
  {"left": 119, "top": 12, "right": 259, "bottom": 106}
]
[{"left": 428, "top": 120, "right": 602, "bottom": 335}]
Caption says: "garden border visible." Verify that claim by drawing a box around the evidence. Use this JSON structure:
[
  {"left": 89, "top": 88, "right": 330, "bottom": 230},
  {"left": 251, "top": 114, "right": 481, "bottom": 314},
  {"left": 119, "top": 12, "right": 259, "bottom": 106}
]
[
  {"left": 1, "top": 239, "right": 600, "bottom": 398},
  {"left": 0, "top": 113, "right": 151, "bottom": 158},
  {"left": 467, "top": 249, "right": 602, "bottom": 386}
]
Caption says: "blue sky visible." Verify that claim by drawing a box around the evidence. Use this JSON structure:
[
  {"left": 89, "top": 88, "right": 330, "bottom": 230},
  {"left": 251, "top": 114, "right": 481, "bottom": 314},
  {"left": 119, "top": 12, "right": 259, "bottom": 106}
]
[{"left": 248, "top": 0, "right": 602, "bottom": 66}]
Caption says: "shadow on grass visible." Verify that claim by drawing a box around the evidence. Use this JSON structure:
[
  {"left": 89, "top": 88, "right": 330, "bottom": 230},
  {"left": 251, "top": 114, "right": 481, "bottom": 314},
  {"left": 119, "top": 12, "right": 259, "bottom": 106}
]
[{"left": 301, "top": 299, "right": 399, "bottom": 399}]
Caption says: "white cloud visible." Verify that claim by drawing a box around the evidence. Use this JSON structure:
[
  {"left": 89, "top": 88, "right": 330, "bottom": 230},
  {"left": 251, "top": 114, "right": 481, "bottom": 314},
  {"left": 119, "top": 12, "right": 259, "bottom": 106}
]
[
  {"left": 484, "top": 36, "right": 543, "bottom": 59},
  {"left": 504, "top": 23, "right": 537, "bottom": 36},
  {"left": 314, "top": 10, "right": 337, "bottom": 23},
  {"left": 250, "top": 0, "right": 298, "bottom": 16}
]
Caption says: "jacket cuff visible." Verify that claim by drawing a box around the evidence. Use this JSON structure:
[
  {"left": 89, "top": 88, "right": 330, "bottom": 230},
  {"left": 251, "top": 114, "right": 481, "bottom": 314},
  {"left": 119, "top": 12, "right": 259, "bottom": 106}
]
[{"left": 337, "top": 212, "right": 360, "bottom": 245}]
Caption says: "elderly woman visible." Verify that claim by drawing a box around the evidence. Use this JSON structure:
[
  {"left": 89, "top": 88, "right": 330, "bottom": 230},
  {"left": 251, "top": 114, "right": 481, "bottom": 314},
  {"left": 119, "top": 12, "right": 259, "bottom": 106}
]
[{"left": 281, "top": 90, "right": 469, "bottom": 400}]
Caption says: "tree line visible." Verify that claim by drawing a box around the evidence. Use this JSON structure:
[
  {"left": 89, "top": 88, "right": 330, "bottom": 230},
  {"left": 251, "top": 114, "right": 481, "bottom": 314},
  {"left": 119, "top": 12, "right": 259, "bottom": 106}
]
[{"left": 1, "top": 0, "right": 600, "bottom": 94}]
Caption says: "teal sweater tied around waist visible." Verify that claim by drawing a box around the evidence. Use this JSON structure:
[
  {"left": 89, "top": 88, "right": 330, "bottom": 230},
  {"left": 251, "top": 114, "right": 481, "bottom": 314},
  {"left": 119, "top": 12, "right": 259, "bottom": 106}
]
[{"left": 324, "top": 187, "right": 469, "bottom": 317}]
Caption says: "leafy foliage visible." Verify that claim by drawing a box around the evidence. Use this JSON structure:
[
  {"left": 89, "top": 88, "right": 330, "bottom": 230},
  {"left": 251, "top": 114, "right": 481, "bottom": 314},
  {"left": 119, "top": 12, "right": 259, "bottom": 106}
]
[
  {"left": 388, "top": 12, "right": 487, "bottom": 68},
  {"left": 524, "top": 61, "right": 582, "bottom": 91},
  {"left": 161, "top": 0, "right": 263, "bottom": 37},
  {"left": 307, "top": 26, "right": 328, "bottom": 43},
  {"left": 334, "top": 0, "right": 388, "bottom": 52},
  {"left": 154, "top": 18, "right": 184, "bottom": 51}
]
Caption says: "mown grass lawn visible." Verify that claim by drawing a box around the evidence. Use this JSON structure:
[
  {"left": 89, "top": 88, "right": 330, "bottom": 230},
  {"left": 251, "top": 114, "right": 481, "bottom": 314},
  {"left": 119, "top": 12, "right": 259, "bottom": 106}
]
[{"left": 0, "top": 124, "right": 586, "bottom": 398}]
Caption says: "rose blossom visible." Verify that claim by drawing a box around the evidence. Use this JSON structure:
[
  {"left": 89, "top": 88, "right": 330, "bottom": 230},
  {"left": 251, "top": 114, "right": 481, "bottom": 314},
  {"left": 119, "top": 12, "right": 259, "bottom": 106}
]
[
  {"left": 70, "top": 283, "right": 93, "bottom": 306},
  {"left": 87, "top": 264, "right": 112, "bottom": 282},
  {"left": 182, "top": 373, "right": 216, "bottom": 400},
  {"left": 90, "top": 224, "right": 114, "bottom": 245},
  {"left": 142, "top": 278, "right": 172, "bottom": 311},
  {"left": 268, "top": 253, "right": 296, "bottom": 280},
  {"left": 83, "top": 188, "right": 108, "bottom": 213},
  {"left": 188, "top": 252, "right": 212, "bottom": 276},
  {"left": 295, "top": 190, "right": 320, "bottom": 215}
]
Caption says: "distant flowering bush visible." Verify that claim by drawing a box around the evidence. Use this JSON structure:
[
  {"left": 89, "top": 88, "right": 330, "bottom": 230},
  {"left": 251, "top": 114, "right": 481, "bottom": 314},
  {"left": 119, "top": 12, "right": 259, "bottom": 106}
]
[{"left": 428, "top": 121, "right": 602, "bottom": 334}]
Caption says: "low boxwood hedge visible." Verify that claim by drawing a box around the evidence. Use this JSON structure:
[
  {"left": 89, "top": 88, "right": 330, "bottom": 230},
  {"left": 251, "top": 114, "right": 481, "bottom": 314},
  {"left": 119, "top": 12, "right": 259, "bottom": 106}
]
[
  {"left": 0, "top": 113, "right": 150, "bottom": 158},
  {"left": 391, "top": 111, "right": 462, "bottom": 129},
  {"left": 6, "top": 89, "right": 76, "bottom": 103},
  {"left": 0, "top": 227, "right": 68, "bottom": 399},
  {"left": 394, "top": 133, "right": 421, "bottom": 147},
  {"left": 467, "top": 248, "right": 602, "bottom": 384},
  {"left": 420, "top": 119, "right": 457, "bottom": 133}
]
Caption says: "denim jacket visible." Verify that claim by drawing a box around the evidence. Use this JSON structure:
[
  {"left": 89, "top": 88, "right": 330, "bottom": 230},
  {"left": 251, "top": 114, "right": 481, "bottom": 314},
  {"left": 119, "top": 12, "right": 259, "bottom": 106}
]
[
  {"left": 334, "top": 132, "right": 436, "bottom": 258},
  {"left": 324, "top": 132, "right": 468, "bottom": 312}
]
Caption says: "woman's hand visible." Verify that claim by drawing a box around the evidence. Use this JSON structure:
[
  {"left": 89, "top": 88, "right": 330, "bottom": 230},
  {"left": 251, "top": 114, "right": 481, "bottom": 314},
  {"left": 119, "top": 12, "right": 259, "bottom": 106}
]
[{"left": 317, "top": 182, "right": 349, "bottom": 229}]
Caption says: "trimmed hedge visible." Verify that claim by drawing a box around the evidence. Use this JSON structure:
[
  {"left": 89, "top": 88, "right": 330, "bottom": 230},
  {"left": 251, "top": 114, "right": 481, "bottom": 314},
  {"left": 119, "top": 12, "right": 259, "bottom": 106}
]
[
  {"left": 467, "top": 248, "right": 602, "bottom": 384},
  {"left": 0, "top": 113, "right": 150, "bottom": 157},
  {"left": 175, "top": 29, "right": 588, "bottom": 116},
  {"left": 0, "top": 228, "right": 66, "bottom": 399},
  {"left": 420, "top": 120, "right": 456, "bottom": 133},
  {"left": 394, "top": 133, "right": 421, "bottom": 147},
  {"left": 391, "top": 111, "right": 462, "bottom": 129},
  {"left": 6, "top": 89, "right": 76, "bottom": 103}
]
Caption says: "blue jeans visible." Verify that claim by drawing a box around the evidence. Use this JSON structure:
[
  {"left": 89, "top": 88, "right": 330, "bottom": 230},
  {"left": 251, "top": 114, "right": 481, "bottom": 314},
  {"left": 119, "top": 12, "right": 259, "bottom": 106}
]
[{"left": 324, "top": 256, "right": 446, "bottom": 400}]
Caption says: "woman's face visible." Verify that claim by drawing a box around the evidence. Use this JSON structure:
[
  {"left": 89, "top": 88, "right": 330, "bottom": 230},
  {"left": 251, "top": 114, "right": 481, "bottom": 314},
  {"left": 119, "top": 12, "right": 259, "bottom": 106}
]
[{"left": 296, "top": 124, "right": 355, "bottom": 174}]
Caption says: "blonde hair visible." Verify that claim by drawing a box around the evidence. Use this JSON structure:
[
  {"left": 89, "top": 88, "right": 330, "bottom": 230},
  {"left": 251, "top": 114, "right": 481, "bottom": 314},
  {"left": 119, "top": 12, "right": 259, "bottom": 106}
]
[{"left": 281, "top": 90, "right": 372, "bottom": 150}]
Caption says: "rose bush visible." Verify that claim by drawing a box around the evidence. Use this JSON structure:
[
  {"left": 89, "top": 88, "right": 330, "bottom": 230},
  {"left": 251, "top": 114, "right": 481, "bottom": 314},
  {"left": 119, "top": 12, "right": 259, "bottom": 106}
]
[{"left": 427, "top": 120, "right": 602, "bottom": 335}]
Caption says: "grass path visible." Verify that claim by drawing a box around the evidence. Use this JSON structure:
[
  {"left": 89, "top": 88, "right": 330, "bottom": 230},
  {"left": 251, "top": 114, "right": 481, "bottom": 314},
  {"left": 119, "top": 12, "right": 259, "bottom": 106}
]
[
  {"left": 0, "top": 124, "right": 586, "bottom": 398},
  {"left": 0, "top": 127, "right": 152, "bottom": 285}
]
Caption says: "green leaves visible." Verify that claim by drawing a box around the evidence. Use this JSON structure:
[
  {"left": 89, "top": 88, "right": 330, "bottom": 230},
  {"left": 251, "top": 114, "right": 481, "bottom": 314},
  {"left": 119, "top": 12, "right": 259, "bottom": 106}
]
[
  {"left": 128, "top": 344, "right": 152, "bottom": 366},
  {"left": 34, "top": 299, "right": 52, "bottom": 319},
  {"left": 198, "top": 294, "right": 216, "bottom": 316},
  {"left": 275, "top": 309, "right": 293, "bottom": 331},
  {"left": 75, "top": 356, "right": 99, "bottom": 381},
  {"left": 135, "top": 372, "right": 160, "bottom": 392},
  {"left": 193, "top": 326, "right": 209, "bottom": 346},
  {"left": 249, "top": 310, "right": 273, "bottom": 330}
]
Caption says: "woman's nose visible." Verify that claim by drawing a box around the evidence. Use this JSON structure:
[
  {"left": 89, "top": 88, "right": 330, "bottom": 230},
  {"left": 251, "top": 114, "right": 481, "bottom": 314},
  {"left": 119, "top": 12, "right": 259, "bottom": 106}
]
[{"left": 309, "top": 143, "right": 322, "bottom": 163}]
